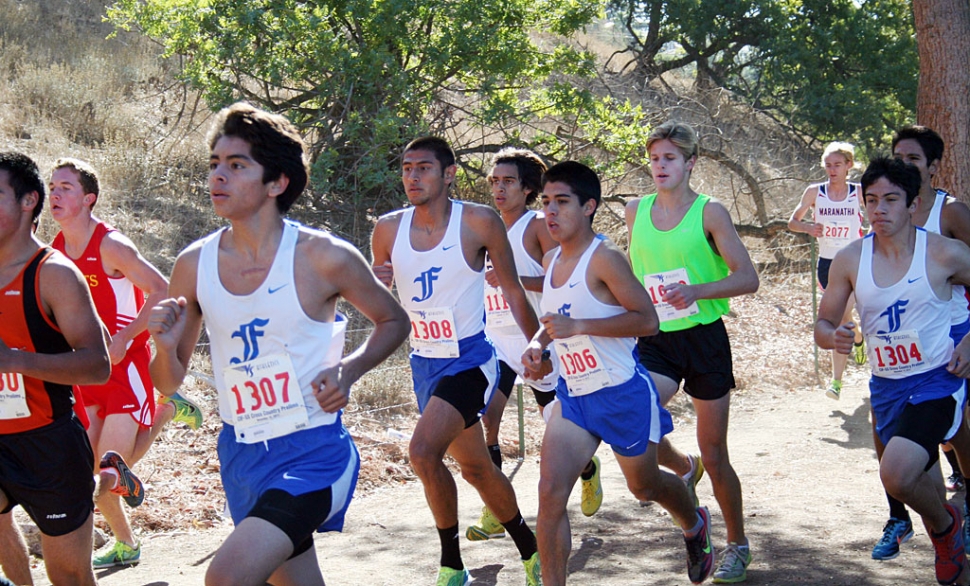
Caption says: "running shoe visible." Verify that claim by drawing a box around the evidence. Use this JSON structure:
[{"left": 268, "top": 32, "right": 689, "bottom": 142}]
[
  {"left": 713, "top": 542, "right": 752, "bottom": 583},
  {"left": 825, "top": 380, "right": 842, "bottom": 401},
  {"left": 93, "top": 540, "right": 140, "bottom": 568},
  {"left": 160, "top": 392, "right": 204, "bottom": 430},
  {"left": 523, "top": 551, "right": 541, "bottom": 586},
  {"left": 872, "top": 517, "right": 914, "bottom": 560},
  {"left": 684, "top": 506, "right": 715, "bottom": 584},
  {"left": 930, "top": 503, "right": 966, "bottom": 585},
  {"left": 100, "top": 451, "right": 144, "bottom": 508},
  {"left": 947, "top": 472, "right": 966, "bottom": 493},
  {"left": 436, "top": 566, "right": 471, "bottom": 586},
  {"left": 466, "top": 506, "right": 505, "bottom": 541},
  {"left": 581, "top": 456, "right": 603, "bottom": 517},
  {"left": 683, "top": 454, "right": 706, "bottom": 509},
  {"left": 853, "top": 340, "right": 867, "bottom": 365}
]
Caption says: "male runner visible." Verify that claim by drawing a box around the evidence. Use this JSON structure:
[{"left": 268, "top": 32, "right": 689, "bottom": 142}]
[
  {"left": 523, "top": 160, "right": 714, "bottom": 585},
  {"left": 866, "top": 126, "right": 970, "bottom": 561},
  {"left": 816, "top": 157, "right": 970, "bottom": 585},
  {"left": 49, "top": 157, "right": 203, "bottom": 568},
  {"left": 626, "top": 121, "right": 760, "bottom": 583},
  {"left": 788, "top": 141, "right": 866, "bottom": 399},
  {"left": 148, "top": 102, "right": 409, "bottom": 586},
  {"left": 468, "top": 148, "right": 603, "bottom": 542},
  {"left": 371, "top": 137, "right": 542, "bottom": 585},
  {"left": 0, "top": 151, "right": 111, "bottom": 585}
]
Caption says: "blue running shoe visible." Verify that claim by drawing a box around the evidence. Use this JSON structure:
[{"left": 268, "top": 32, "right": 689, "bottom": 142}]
[{"left": 872, "top": 517, "right": 914, "bottom": 560}]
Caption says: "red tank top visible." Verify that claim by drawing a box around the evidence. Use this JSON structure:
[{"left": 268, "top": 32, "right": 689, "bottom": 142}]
[
  {"left": 0, "top": 248, "right": 78, "bottom": 434},
  {"left": 52, "top": 222, "right": 148, "bottom": 348}
]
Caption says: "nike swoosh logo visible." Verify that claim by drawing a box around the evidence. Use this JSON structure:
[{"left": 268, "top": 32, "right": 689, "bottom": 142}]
[
  {"left": 908, "top": 277, "right": 921, "bottom": 284},
  {"left": 268, "top": 284, "right": 288, "bottom": 294},
  {"left": 568, "top": 282, "right": 580, "bottom": 288},
  {"left": 442, "top": 244, "right": 457, "bottom": 251},
  {"left": 624, "top": 440, "right": 642, "bottom": 450},
  {"left": 282, "top": 472, "right": 304, "bottom": 481}
]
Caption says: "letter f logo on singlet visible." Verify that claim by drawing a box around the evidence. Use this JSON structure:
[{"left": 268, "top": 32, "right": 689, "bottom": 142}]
[
  {"left": 230, "top": 318, "right": 270, "bottom": 364},
  {"left": 558, "top": 304, "right": 571, "bottom": 316},
  {"left": 877, "top": 299, "right": 909, "bottom": 335},
  {"left": 412, "top": 267, "right": 442, "bottom": 303}
]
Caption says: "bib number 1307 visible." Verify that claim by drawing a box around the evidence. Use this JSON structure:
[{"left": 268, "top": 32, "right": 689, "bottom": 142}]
[
  {"left": 229, "top": 372, "right": 291, "bottom": 415},
  {"left": 223, "top": 353, "right": 310, "bottom": 444}
]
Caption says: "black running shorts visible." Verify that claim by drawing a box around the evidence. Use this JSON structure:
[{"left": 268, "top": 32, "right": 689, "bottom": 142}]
[
  {"left": 0, "top": 415, "right": 95, "bottom": 536},
  {"left": 637, "top": 318, "right": 736, "bottom": 401}
]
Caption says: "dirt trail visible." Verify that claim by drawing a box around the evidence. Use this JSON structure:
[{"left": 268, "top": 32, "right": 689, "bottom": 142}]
[{"left": 26, "top": 365, "right": 952, "bottom": 585}]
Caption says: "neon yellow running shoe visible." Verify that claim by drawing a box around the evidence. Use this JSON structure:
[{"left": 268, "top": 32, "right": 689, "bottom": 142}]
[
  {"left": 683, "top": 454, "right": 706, "bottom": 509},
  {"left": 581, "top": 456, "right": 603, "bottom": 517},
  {"left": 853, "top": 340, "right": 867, "bottom": 365},
  {"left": 523, "top": 551, "right": 541, "bottom": 586},
  {"left": 93, "top": 540, "right": 140, "bottom": 569},
  {"left": 436, "top": 566, "right": 471, "bottom": 586},
  {"left": 466, "top": 506, "right": 505, "bottom": 541},
  {"left": 160, "top": 392, "right": 204, "bottom": 430},
  {"left": 826, "top": 380, "right": 842, "bottom": 401}
]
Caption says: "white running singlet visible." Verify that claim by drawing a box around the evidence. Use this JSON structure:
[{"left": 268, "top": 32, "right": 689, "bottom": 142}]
[
  {"left": 540, "top": 238, "right": 635, "bottom": 395},
  {"left": 815, "top": 182, "right": 863, "bottom": 259},
  {"left": 391, "top": 201, "right": 486, "bottom": 357},
  {"left": 856, "top": 229, "right": 953, "bottom": 379},
  {"left": 197, "top": 221, "right": 346, "bottom": 438}
]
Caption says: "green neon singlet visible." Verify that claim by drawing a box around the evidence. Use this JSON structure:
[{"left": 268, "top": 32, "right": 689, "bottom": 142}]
[{"left": 629, "top": 193, "right": 730, "bottom": 332}]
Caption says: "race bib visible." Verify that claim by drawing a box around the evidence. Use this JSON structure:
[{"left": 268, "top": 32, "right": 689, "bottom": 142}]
[
  {"left": 553, "top": 336, "right": 612, "bottom": 396},
  {"left": 867, "top": 330, "right": 926, "bottom": 377},
  {"left": 408, "top": 307, "right": 460, "bottom": 358},
  {"left": 821, "top": 219, "right": 853, "bottom": 249},
  {"left": 0, "top": 372, "right": 29, "bottom": 420},
  {"left": 223, "top": 353, "right": 311, "bottom": 444},
  {"left": 484, "top": 285, "right": 514, "bottom": 328},
  {"left": 643, "top": 268, "right": 699, "bottom": 322}
]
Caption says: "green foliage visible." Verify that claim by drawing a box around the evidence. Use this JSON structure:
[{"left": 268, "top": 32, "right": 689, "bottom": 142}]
[
  {"left": 609, "top": 0, "right": 917, "bottom": 149},
  {"left": 107, "top": 0, "right": 605, "bottom": 240}
]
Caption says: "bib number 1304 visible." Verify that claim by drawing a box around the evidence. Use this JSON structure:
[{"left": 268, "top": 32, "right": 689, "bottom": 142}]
[{"left": 867, "top": 330, "right": 925, "bottom": 376}]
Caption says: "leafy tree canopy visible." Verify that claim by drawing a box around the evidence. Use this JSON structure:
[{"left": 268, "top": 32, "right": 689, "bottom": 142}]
[
  {"left": 108, "top": 0, "right": 605, "bottom": 239},
  {"left": 608, "top": 0, "right": 917, "bottom": 149}
]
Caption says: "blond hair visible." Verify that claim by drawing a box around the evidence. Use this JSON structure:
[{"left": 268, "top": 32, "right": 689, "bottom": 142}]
[{"left": 821, "top": 142, "right": 856, "bottom": 169}]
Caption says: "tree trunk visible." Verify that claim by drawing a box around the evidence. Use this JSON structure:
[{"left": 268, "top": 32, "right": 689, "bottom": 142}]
[{"left": 913, "top": 0, "right": 970, "bottom": 201}]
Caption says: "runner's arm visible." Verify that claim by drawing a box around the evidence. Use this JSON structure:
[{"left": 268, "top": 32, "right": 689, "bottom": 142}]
[
  {"left": 148, "top": 247, "right": 204, "bottom": 396},
  {"left": 100, "top": 232, "right": 169, "bottom": 364},
  {"left": 542, "top": 244, "right": 658, "bottom": 340},
  {"left": 941, "top": 199, "right": 970, "bottom": 247},
  {"left": 0, "top": 257, "right": 110, "bottom": 385},
  {"left": 313, "top": 239, "right": 409, "bottom": 412},
  {"left": 661, "top": 200, "right": 759, "bottom": 309},
  {"left": 370, "top": 214, "right": 398, "bottom": 288},
  {"left": 788, "top": 186, "right": 822, "bottom": 237}
]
